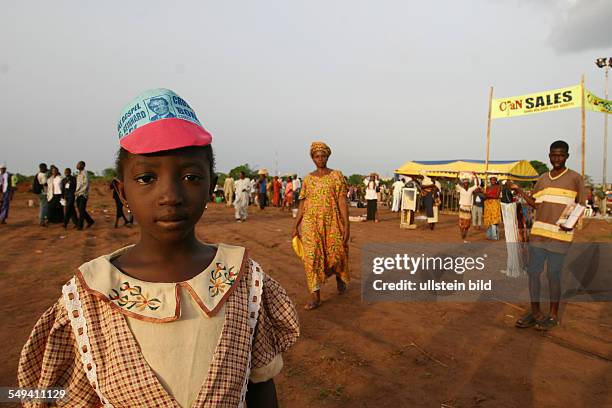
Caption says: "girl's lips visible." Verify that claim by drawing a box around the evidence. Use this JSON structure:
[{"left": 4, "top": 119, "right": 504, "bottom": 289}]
[
  {"left": 155, "top": 214, "right": 188, "bottom": 222},
  {"left": 155, "top": 214, "right": 189, "bottom": 229},
  {"left": 155, "top": 218, "right": 188, "bottom": 229}
]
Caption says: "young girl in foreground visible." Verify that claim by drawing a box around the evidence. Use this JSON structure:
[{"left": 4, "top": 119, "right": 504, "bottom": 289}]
[{"left": 19, "top": 89, "right": 300, "bottom": 407}]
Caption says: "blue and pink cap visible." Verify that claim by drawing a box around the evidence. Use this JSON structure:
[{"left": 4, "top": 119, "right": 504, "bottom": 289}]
[{"left": 117, "top": 88, "right": 212, "bottom": 154}]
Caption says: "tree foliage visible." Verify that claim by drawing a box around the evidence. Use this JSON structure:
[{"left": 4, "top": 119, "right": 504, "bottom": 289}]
[
  {"left": 530, "top": 160, "right": 549, "bottom": 175},
  {"left": 229, "top": 164, "right": 257, "bottom": 179},
  {"left": 102, "top": 168, "right": 117, "bottom": 180},
  {"left": 347, "top": 174, "right": 364, "bottom": 186},
  {"left": 216, "top": 172, "right": 228, "bottom": 186}
]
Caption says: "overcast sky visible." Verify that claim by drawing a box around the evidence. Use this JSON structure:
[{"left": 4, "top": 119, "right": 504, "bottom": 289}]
[{"left": 1, "top": 0, "right": 611, "bottom": 182}]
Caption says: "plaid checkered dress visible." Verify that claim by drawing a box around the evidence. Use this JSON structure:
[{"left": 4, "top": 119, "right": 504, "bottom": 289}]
[{"left": 18, "top": 258, "right": 300, "bottom": 407}]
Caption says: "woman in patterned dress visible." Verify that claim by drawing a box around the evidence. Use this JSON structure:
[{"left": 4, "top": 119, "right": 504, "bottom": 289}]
[
  {"left": 292, "top": 142, "right": 350, "bottom": 310},
  {"left": 484, "top": 176, "right": 502, "bottom": 240}
]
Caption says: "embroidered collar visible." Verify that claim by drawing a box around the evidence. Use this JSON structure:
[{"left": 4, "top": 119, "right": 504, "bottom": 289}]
[
  {"left": 548, "top": 168, "right": 569, "bottom": 181},
  {"left": 77, "top": 243, "right": 247, "bottom": 322}
]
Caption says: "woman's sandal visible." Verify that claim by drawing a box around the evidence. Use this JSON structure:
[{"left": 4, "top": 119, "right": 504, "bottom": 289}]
[
  {"left": 535, "top": 316, "right": 559, "bottom": 331},
  {"left": 515, "top": 312, "right": 538, "bottom": 328},
  {"left": 336, "top": 276, "right": 347, "bottom": 295},
  {"left": 304, "top": 301, "right": 321, "bottom": 311}
]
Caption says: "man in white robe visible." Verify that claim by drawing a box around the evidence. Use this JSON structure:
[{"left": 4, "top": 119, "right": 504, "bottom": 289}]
[
  {"left": 233, "top": 172, "right": 251, "bottom": 222},
  {"left": 391, "top": 177, "right": 407, "bottom": 212},
  {"left": 223, "top": 176, "right": 234, "bottom": 206}
]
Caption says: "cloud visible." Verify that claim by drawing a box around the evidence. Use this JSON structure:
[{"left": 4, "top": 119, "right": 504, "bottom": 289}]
[{"left": 549, "top": 0, "right": 612, "bottom": 53}]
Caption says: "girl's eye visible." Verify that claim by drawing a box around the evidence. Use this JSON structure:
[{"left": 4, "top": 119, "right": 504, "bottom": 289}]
[
  {"left": 135, "top": 175, "right": 155, "bottom": 184},
  {"left": 184, "top": 174, "right": 202, "bottom": 182}
]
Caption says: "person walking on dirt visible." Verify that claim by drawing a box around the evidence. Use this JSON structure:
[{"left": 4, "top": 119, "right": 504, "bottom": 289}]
[
  {"left": 455, "top": 175, "right": 479, "bottom": 242},
  {"left": 75, "top": 161, "right": 94, "bottom": 230},
  {"left": 0, "top": 164, "right": 12, "bottom": 224},
  {"left": 223, "top": 176, "right": 234, "bottom": 206},
  {"left": 61, "top": 168, "right": 78, "bottom": 229},
  {"left": 292, "top": 142, "right": 350, "bottom": 310}
]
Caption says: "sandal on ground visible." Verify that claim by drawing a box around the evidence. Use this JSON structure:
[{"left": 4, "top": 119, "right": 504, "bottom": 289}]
[
  {"left": 336, "top": 276, "right": 347, "bottom": 294},
  {"left": 535, "top": 316, "right": 559, "bottom": 331},
  {"left": 515, "top": 312, "right": 539, "bottom": 328},
  {"left": 304, "top": 301, "right": 321, "bottom": 311}
]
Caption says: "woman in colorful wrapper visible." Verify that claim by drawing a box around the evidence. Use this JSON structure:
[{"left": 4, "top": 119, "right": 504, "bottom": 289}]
[
  {"left": 271, "top": 176, "right": 282, "bottom": 207},
  {"left": 281, "top": 176, "right": 293, "bottom": 211},
  {"left": 292, "top": 142, "right": 350, "bottom": 310},
  {"left": 18, "top": 89, "right": 300, "bottom": 408},
  {"left": 484, "top": 176, "right": 502, "bottom": 240}
]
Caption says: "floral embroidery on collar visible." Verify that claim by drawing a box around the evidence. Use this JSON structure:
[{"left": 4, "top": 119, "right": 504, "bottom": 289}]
[
  {"left": 109, "top": 282, "right": 162, "bottom": 311},
  {"left": 209, "top": 263, "right": 238, "bottom": 297},
  {"left": 78, "top": 243, "right": 247, "bottom": 321}
]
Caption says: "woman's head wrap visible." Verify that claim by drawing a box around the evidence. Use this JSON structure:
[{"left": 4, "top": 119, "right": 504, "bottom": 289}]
[{"left": 310, "top": 142, "right": 331, "bottom": 157}]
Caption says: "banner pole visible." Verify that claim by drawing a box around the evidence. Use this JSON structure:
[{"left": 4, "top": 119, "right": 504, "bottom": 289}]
[
  {"left": 581, "top": 74, "right": 586, "bottom": 178},
  {"left": 485, "top": 86, "right": 493, "bottom": 187},
  {"left": 604, "top": 65, "right": 608, "bottom": 207}
]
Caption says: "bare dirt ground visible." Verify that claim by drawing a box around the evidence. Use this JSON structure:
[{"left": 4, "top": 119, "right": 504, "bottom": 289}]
[{"left": 1, "top": 183, "right": 610, "bottom": 407}]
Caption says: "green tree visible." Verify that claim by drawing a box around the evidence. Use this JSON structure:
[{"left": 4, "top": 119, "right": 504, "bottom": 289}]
[
  {"left": 216, "top": 172, "right": 228, "bottom": 186},
  {"left": 12, "top": 173, "right": 29, "bottom": 185},
  {"left": 102, "top": 168, "right": 117, "bottom": 180},
  {"left": 347, "top": 174, "right": 364, "bottom": 186},
  {"left": 530, "top": 160, "right": 549, "bottom": 175},
  {"left": 229, "top": 164, "right": 256, "bottom": 179}
]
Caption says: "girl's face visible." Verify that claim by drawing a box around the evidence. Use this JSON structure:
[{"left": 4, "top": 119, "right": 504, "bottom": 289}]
[
  {"left": 50, "top": 167, "right": 58, "bottom": 176},
  {"left": 117, "top": 147, "right": 212, "bottom": 242},
  {"left": 311, "top": 151, "right": 329, "bottom": 169}
]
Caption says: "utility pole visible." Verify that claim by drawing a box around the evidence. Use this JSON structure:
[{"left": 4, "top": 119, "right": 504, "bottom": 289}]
[{"left": 595, "top": 57, "right": 611, "bottom": 215}]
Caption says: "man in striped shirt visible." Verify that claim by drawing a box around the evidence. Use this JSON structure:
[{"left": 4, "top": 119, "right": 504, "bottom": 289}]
[{"left": 510, "top": 140, "right": 585, "bottom": 330}]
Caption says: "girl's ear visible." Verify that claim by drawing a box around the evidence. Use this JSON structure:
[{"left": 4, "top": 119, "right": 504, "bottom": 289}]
[{"left": 113, "top": 178, "right": 129, "bottom": 207}]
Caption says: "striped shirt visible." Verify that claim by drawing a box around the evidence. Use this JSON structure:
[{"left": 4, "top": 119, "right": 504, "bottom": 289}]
[{"left": 530, "top": 168, "right": 585, "bottom": 243}]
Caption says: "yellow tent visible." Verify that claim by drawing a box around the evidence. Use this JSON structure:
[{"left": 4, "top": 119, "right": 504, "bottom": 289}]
[{"left": 395, "top": 160, "right": 538, "bottom": 181}]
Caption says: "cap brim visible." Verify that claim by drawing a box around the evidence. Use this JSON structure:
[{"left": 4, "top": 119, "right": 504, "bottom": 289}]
[{"left": 120, "top": 118, "right": 212, "bottom": 154}]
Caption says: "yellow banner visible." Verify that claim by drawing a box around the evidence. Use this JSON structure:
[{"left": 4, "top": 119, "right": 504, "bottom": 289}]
[
  {"left": 491, "top": 85, "right": 582, "bottom": 119},
  {"left": 585, "top": 90, "right": 612, "bottom": 114}
]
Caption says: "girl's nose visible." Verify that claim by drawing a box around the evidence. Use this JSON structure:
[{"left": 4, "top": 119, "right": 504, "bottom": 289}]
[{"left": 158, "top": 180, "right": 183, "bottom": 206}]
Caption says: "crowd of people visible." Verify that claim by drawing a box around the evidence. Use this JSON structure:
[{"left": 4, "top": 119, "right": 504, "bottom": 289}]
[
  {"left": 7, "top": 86, "right": 597, "bottom": 407},
  {"left": 385, "top": 171, "right": 534, "bottom": 244},
  {"left": 3, "top": 161, "right": 97, "bottom": 230},
  {"left": 216, "top": 173, "right": 303, "bottom": 222},
  {"left": 39, "top": 161, "right": 94, "bottom": 229}
]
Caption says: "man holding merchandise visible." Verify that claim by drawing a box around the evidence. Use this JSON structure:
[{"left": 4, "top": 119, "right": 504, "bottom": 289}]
[{"left": 511, "top": 140, "right": 585, "bottom": 331}]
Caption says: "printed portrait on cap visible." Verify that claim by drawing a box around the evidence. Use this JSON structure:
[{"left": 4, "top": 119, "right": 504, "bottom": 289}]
[
  {"left": 146, "top": 96, "right": 176, "bottom": 121},
  {"left": 117, "top": 88, "right": 212, "bottom": 154}
]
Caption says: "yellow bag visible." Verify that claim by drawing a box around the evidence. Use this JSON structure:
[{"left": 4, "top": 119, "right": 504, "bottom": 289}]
[{"left": 292, "top": 236, "right": 304, "bottom": 259}]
